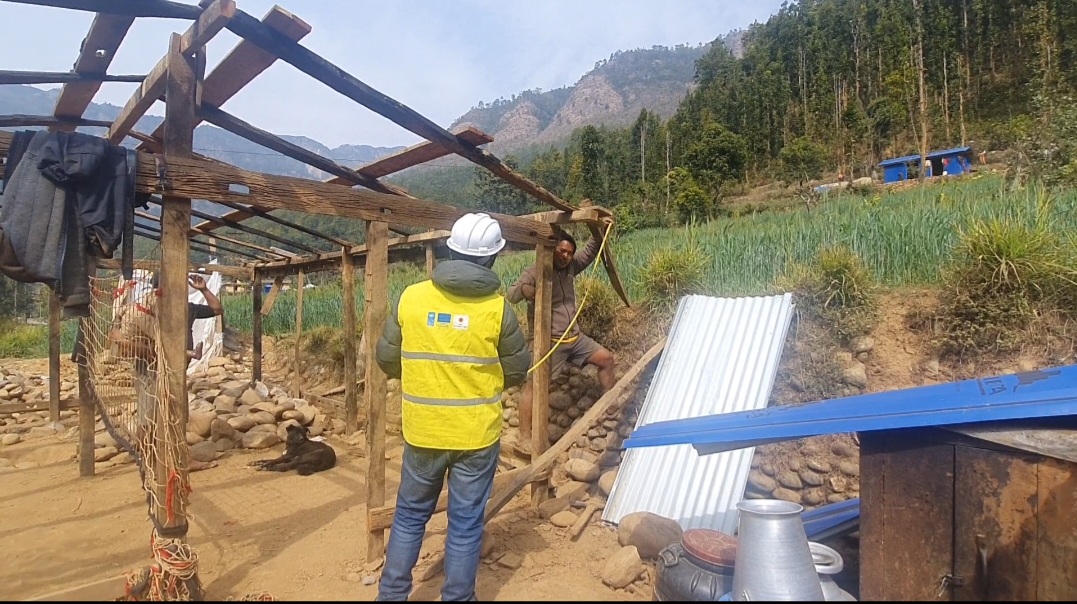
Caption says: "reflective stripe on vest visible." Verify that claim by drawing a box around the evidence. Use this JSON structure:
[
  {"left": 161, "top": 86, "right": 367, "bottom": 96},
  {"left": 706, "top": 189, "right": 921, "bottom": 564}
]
[{"left": 397, "top": 280, "right": 504, "bottom": 450}]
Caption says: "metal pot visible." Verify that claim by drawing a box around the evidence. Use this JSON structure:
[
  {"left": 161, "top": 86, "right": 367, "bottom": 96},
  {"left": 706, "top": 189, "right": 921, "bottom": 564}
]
[
  {"left": 809, "top": 541, "right": 857, "bottom": 602},
  {"left": 731, "top": 499, "right": 825, "bottom": 601}
]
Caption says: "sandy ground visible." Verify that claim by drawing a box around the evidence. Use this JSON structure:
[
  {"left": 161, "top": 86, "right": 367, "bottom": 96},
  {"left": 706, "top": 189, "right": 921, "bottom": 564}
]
[{"left": 0, "top": 388, "right": 651, "bottom": 601}]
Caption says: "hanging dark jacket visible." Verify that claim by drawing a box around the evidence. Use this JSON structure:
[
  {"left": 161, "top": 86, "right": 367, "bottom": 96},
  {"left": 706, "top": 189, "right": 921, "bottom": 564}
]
[{"left": 0, "top": 130, "right": 136, "bottom": 318}]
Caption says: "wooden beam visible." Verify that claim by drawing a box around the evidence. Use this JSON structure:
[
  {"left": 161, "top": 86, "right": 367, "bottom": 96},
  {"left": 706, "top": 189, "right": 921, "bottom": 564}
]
[
  {"left": 325, "top": 125, "right": 493, "bottom": 183},
  {"left": 134, "top": 225, "right": 264, "bottom": 261},
  {"left": 364, "top": 220, "right": 389, "bottom": 561},
  {"left": 76, "top": 295, "right": 96, "bottom": 477},
  {"left": 47, "top": 293, "right": 61, "bottom": 423},
  {"left": 6, "top": 0, "right": 201, "bottom": 19},
  {"left": 0, "top": 133, "right": 560, "bottom": 245},
  {"left": 259, "top": 275, "right": 284, "bottom": 316},
  {"left": 106, "top": 0, "right": 236, "bottom": 145},
  {"left": 196, "top": 199, "right": 358, "bottom": 249},
  {"left": 341, "top": 250, "right": 358, "bottom": 434},
  {"left": 97, "top": 257, "right": 252, "bottom": 280},
  {"left": 251, "top": 273, "right": 263, "bottom": 384},
  {"left": 0, "top": 70, "right": 145, "bottom": 85},
  {"left": 366, "top": 465, "right": 552, "bottom": 532},
  {"left": 147, "top": 199, "right": 321, "bottom": 254},
  {"left": 531, "top": 245, "right": 553, "bottom": 507},
  {"left": 419, "top": 338, "right": 667, "bottom": 582},
  {"left": 51, "top": 12, "right": 135, "bottom": 129},
  {"left": 223, "top": 9, "right": 577, "bottom": 213},
  {"left": 292, "top": 269, "right": 304, "bottom": 398},
  {"left": 154, "top": 32, "right": 199, "bottom": 542},
  {"left": 199, "top": 103, "right": 409, "bottom": 197},
  {"left": 425, "top": 243, "right": 435, "bottom": 278},
  {"left": 136, "top": 209, "right": 285, "bottom": 258},
  {"left": 0, "top": 114, "right": 112, "bottom": 128},
  {"left": 252, "top": 209, "right": 607, "bottom": 275}
]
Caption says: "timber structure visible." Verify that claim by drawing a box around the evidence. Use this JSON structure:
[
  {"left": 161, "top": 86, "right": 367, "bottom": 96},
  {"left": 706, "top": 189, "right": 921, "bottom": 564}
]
[{"left": 0, "top": 0, "right": 635, "bottom": 574}]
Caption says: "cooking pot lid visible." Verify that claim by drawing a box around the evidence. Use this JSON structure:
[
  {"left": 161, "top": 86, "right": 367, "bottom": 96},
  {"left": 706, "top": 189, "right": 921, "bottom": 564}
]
[{"left": 682, "top": 528, "right": 737, "bottom": 567}]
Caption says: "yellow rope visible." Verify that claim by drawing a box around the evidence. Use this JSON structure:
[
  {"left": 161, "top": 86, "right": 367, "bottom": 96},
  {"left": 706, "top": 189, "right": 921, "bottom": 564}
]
[{"left": 527, "top": 221, "right": 614, "bottom": 375}]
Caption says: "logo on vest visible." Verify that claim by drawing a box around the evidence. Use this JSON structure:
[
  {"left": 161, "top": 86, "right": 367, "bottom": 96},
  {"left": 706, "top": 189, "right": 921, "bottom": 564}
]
[
  {"left": 452, "top": 314, "right": 470, "bottom": 330},
  {"left": 427, "top": 312, "right": 435, "bottom": 326},
  {"left": 435, "top": 312, "right": 452, "bottom": 326}
]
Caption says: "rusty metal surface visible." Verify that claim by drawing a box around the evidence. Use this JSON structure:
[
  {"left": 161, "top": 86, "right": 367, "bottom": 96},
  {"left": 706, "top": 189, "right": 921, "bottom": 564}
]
[
  {"left": 859, "top": 431, "right": 956, "bottom": 601},
  {"left": 949, "top": 419, "right": 1077, "bottom": 464},
  {"left": 1036, "top": 458, "right": 1077, "bottom": 600}
]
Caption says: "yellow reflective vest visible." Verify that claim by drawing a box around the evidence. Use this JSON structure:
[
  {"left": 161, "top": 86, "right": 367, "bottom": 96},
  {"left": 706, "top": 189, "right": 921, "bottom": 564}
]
[{"left": 397, "top": 279, "right": 505, "bottom": 450}]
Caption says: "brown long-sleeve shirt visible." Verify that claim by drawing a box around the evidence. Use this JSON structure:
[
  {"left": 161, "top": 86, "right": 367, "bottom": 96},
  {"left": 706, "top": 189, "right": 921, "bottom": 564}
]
[{"left": 507, "top": 236, "right": 601, "bottom": 340}]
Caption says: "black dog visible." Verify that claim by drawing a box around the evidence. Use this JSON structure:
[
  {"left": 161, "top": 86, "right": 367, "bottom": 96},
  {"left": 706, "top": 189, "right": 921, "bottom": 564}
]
[{"left": 249, "top": 424, "right": 336, "bottom": 476}]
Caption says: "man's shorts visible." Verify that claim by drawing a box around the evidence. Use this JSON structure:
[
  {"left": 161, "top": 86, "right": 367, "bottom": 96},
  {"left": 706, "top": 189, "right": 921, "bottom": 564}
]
[{"left": 532, "top": 333, "right": 602, "bottom": 378}]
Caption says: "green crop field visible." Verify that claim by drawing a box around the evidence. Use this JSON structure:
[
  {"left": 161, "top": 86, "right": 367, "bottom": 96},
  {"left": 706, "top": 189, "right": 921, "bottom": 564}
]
[{"left": 6, "top": 174, "right": 1076, "bottom": 356}]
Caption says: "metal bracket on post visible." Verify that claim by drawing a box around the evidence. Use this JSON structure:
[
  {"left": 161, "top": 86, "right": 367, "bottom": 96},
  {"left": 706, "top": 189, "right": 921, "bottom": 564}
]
[{"left": 154, "top": 155, "right": 172, "bottom": 192}]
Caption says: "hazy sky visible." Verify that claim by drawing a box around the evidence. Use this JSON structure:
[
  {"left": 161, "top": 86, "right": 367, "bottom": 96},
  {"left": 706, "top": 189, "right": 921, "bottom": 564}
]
[{"left": 0, "top": 1, "right": 784, "bottom": 149}]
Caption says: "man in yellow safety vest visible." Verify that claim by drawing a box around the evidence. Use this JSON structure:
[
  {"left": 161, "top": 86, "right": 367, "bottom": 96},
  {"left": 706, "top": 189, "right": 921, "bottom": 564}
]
[{"left": 375, "top": 212, "right": 530, "bottom": 602}]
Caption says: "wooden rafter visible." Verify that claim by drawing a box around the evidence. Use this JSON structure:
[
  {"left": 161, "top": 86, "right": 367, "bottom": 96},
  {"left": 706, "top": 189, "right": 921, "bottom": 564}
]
[
  {"left": 0, "top": 70, "right": 145, "bottom": 85},
  {"left": 203, "top": 199, "right": 358, "bottom": 249},
  {"left": 135, "top": 209, "right": 286, "bottom": 259},
  {"left": 323, "top": 125, "right": 494, "bottom": 183},
  {"left": 6, "top": 0, "right": 199, "bottom": 19},
  {"left": 143, "top": 198, "right": 320, "bottom": 255},
  {"left": 0, "top": 114, "right": 112, "bottom": 128},
  {"left": 106, "top": 0, "right": 236, "bottom": 145},
  {"left": 133, "top": 223, "right": 263, "bottom": 261},
  {"left": 98, "top": 257, "right": 252, "bottom": 279},
  {"left": 51, "top": 11, "right": 135, "bottom": 129}
]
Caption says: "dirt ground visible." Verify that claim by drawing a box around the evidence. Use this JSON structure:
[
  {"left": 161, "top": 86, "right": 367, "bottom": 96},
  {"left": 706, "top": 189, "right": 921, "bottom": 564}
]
[{"left": 0, "top": 349, "right": 651, "bottom": 602}]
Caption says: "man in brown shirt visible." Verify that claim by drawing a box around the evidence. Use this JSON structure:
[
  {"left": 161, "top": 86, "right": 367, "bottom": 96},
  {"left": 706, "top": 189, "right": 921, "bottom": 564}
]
[{"left": 507, "top": 229, "right": 616, "bottom": 456}]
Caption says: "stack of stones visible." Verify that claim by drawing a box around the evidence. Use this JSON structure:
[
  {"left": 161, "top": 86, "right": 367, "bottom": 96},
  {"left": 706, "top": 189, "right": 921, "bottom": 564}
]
[
  {"left": 0, "top": 368, "right": 77, "bottom": 415},
  {"left": 745, "top": 436, "right": 861, "bottom": 509}
]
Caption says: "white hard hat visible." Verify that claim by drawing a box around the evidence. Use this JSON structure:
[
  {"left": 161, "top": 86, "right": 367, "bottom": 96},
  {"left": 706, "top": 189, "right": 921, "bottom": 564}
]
[{"left": 446, "top": 213, "right": 506, "bottom": 257}]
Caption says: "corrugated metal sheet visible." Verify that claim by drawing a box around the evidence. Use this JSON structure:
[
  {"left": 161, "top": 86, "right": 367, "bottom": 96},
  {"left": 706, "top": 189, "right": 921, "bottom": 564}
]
[
  {"left": 602, "top": 293, "right": 795, "bottom": 533},
  {"left": 623, "top": 366, "right": 1077, "bottom": 456}
]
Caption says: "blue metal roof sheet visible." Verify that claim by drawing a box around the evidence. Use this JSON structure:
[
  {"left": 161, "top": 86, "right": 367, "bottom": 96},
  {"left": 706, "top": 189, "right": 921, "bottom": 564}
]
[
  {"left": 623, "top": 366, "right": 1077, "bottom": 455},
  {"left": 803, "top": 498, "right": 860, "bottom": 542},
  {"left": 878, "top": 146, "right": 972, "bottom": 167}
]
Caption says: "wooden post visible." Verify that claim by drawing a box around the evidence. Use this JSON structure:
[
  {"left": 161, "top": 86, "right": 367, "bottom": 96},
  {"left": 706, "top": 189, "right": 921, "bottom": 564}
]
[
  {"left": 341, "top": 250, "right": 358, "bottom": 434},
  {"left": 292, "top": 269, "right": 304, "bottom": 398},
  {"left": 77, "top": 316, "right": 95, "bottom": 477},
  {"left": 155, "top": 32, "right": 200, "bottom": 538},
  {"left": 251, "top": 271, "right": 262, "bottom": 385},
  {"left": 48, "top": 293, "right": 61, "bottom": 423},
  {"left": 365, "top": 220, "right": 389, "bottom": 561},
  {"left": 425, "top": 242, "right": 435, "bottom": 278},
  {"left": 531, "top": 245, "right": 554, "bottom": 506}
]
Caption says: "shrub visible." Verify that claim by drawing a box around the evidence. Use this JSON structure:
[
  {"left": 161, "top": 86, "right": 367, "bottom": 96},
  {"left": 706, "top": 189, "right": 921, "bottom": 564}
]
[
  {"left": 637, "top": 241, "right": 707, "bottom": 315},
  {"left": 575, "top": 276, "right": 620, "bottom": 343},
  {"left": 0, "top": 321, "right": 47, "bottom": 358},
  {"left": 773, "top": 245, "right": 878, "bottom": 344}
]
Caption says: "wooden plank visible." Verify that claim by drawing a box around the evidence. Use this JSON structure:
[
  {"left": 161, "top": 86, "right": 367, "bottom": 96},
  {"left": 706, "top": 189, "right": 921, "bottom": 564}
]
[
  {"left": 0, "top": 114, "right": 112, "bottom": 128},
  {"left": 155, "top": 32, "right": 199, "bottom": 536},
  {"left": 364, "top": 220, "right": 389, "bottom": 561},
  {"left": 326, "top": 125, "right": 493, "bottom": 183},
  {"left": 0, "top": 70, "right": 145, "bottom": 85},
  {"left": 139, "top": 5, "right": 312, "bottom": 155},
  {"left": 292, "top": 270, "right": 304, "bottom": 398},
  {"left": 0, "top": 131, "right": 561, "bottom": 247},
  {"left": 134, "top": 225, "right": 264, "bottom": 261},
  {"left": 136, "top": 208, "right": 285, "bottom": 258},
  {"left": 367, "top": 465, "right": 551, "bottom": 532},
  {"left": 424, "top": 243, "right": 435, "bottom": 278},
  {"left": 341, "top": 251, "right": 359, "bottom": 434},
  {"left": 531, "top": 245, "right": 553, "bottom": 507},
  {"left": 107, "top": 0, "right": 236, "bottom": 144},
  {"left": 859, "top": 431, "right": 955, "bottom": 601},
  {"left": 51, "top": 12, "right": 135, "bottom": 128},
  {"left": 77, "top": 319, "right": 95, "bottom": 477},
  {"left": 8, "top": 0, "right": 200, "bottom": 19},
  {"left": 259, "top": 276, "right": 285, "bottom": 316},
  {"left": 48, "top": 293, "right": 61, "bottom": 423},
  {"left": 0, "top": 399, "right": 77, "bottom": 414},
  {"left": 251, "top": 274, "right": 263, "bottom": 384},
  {"left": 419, "top": 338, "right": 666, "bottom": 583},
  {"left": 1036, "top": 457, "right": 1077, "bottom": 600},
  {"left": 97, "top": 257, "right": 251, "bottom": 280},
  {"left": 195, "top": 199, "right": 357, "bottom": 249},
  {"left": 156, "top": 201, "right": 320, "bottom": 254},
  {"left": 952, "top": 445, "right": 1039, "bottom": 601}
]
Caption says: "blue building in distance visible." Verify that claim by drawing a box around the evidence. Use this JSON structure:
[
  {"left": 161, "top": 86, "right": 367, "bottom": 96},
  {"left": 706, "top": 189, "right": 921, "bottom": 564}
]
[{"left": 878, "top": 146, "right": 973, "bottom": 183}]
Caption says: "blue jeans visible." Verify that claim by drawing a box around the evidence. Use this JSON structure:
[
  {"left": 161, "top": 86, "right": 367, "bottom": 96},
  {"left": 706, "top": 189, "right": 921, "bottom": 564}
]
[{"left": 377, "top": 441, "right": 500, "bottom": 602}]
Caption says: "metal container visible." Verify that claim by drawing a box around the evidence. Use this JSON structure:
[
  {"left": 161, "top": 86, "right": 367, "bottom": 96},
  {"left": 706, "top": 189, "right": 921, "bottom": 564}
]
[
  {"left": 732, "top": 499, "right": 825, "bottom": 601},
  {"left": 809, "top": 542, "right": 857, "bottom": 601},
  {"left": 654, "top": 529, "right": 736, "bottom": 601}
]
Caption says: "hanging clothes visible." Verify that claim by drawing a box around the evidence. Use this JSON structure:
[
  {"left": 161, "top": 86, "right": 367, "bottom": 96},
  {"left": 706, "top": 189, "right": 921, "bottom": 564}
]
[{"left": 0, "top": 129, "right": 138, "bottom": 318}]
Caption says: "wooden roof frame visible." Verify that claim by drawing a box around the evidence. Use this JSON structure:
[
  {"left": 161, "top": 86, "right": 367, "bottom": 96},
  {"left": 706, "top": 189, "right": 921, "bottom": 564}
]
[{"left": 0, "top": 0, "right": 628, "bottom": 300}]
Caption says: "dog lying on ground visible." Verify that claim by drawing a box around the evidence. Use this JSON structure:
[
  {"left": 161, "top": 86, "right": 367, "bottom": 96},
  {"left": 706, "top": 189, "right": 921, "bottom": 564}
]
[{"left": 249, "top": 423, "right": 336, "bottom": 476}]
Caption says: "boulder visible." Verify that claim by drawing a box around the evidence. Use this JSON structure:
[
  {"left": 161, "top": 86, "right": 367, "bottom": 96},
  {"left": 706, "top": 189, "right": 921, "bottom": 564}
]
[
  {"left": 617, "top": 511, "right": 683, "bottom": 560},
  {"left": 241, "top": 431, "right": 280, "bottom": 449},
  {"left": 187, "top": 411, "right": 215, "bottom": 438},
  {"left": 564, "top": 457, "right": 601, "bottom": 482},
  {"left": 601, "top": 546, "right": 644, "bottom": 589},
  {"left": 189, "top": 441, "right": 218, "bottom": 463},
  {"left": 598, "top": 469, "right": 618, "bottom": 496}
]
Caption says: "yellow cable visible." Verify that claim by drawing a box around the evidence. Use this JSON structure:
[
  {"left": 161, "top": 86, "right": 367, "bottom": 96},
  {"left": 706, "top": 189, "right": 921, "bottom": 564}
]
[{"left": 527, "top": 221, "right": 613, "bottom": 375}]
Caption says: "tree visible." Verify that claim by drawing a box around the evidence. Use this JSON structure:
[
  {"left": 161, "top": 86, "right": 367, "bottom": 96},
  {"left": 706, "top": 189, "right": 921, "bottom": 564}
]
[
  {"left": 473, "top": 156, "right": 535, "bottom": 215},
  {"left": 668, "top": 167, "right": 712, "bottom": 223},
  {"left": 779, "top": 137, "right": 828, "bottom": 186},
  {"left": 682, "top": 122, "right": 748, "bottom": 203}
]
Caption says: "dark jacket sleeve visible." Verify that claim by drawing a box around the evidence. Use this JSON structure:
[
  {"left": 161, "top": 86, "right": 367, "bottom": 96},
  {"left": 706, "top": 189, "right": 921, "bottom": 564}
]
[
  {"left": 498, "top": 300, "right": 531, "bottom": 388},
  {"left": 506, "top": 265, "right": 536, "bottom": 304},
  {"left": 375, "top": 299, "right": 403, "bottom": 379},
  {"left": 571, "top": 235, "right": 602, "bottom": 275}
]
